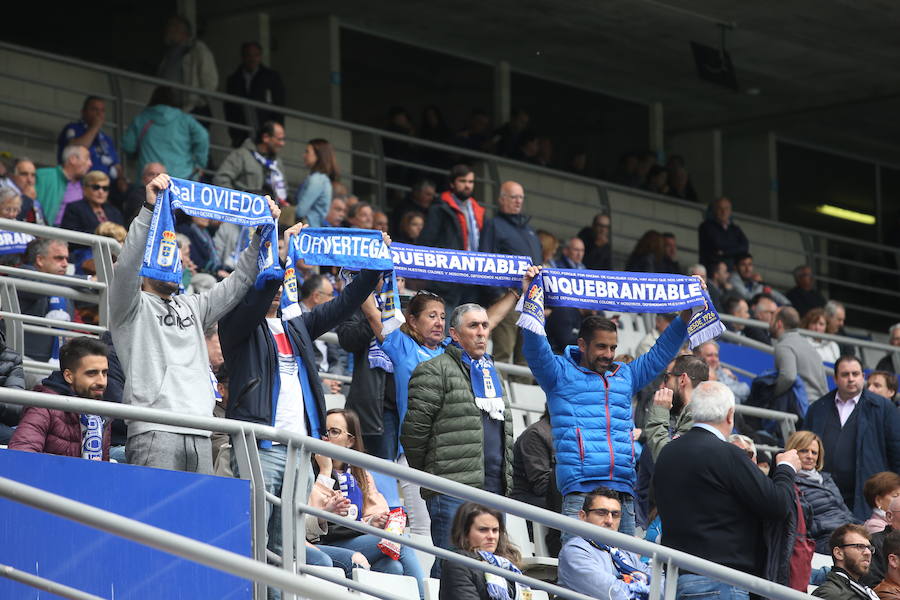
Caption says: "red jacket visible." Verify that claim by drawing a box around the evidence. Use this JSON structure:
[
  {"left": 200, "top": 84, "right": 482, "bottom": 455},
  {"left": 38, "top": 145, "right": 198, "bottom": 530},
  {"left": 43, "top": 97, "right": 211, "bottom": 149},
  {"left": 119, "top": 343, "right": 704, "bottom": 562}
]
[
  {"left": 438, "top": 191, "right": 485, "bottom": 251},
  {"left": 8, "top": 373, "right": 111, "bottom": 460}
]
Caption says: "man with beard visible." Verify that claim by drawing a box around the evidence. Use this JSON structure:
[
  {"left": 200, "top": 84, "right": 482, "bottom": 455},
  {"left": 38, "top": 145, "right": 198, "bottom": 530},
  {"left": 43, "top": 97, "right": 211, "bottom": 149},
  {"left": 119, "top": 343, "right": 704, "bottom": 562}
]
[
  {"left": 814, "top": 524, "right": 879, "bottom": 600},
  {"left": 644, "top": 354, "right": 709, "bottom": 461},
  {"left": 10, "top": 337, "right": 111, "bottom": 460},
  {"left": 418, "top": 164, "right": 485, "bottom": 316},
  {"left": 108, "top": 173, "right": 280, "bottom": 473},
  {"left": 522, "top": 268, "right": 695, "bottom": 538}
]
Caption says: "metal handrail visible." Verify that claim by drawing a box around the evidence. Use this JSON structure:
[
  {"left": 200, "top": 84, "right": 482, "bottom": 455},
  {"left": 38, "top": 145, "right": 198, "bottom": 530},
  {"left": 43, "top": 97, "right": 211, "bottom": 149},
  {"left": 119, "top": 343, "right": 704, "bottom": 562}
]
[
  {"left": 0, "top": 477, "right": 361, "bottom": 600},
  {"left": 3, "top": 40, "right": 899, "bottom": 326},
  {"left": 720, "top": 314, "right": 900, "bottom": 354},
  {"left": 0, "top": 388, "right": 815, "bottom": 600},
  {"left": 0, "top": 563, "right": 104, "bottom": 600}
]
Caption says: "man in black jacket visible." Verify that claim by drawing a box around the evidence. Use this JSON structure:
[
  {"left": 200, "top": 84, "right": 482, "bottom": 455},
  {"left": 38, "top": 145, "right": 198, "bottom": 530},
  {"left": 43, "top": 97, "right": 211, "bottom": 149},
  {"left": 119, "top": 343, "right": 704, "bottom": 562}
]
[
  {"left": 479, "top": 180, "right": 541, "bottom": 371},
  {"left": 224, "top": 41, "right": 286, "bottom": 147},
  {"left": 654, "top": 380, "right": 800, "bottom": 599},
  {"left": 219, "top": 223, "right": 383, "bottom": 578},
  {"left": 813, "top": 524, "right": 878, "bottom": 600},
  {"left": 698, "top": 196, "right": 749, "bottom": 270}
]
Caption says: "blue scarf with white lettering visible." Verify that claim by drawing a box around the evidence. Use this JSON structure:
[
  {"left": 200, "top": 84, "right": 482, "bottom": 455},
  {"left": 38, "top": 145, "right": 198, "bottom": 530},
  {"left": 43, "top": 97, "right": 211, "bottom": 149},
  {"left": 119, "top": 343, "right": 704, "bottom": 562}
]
[
  {"left": 141, "top": 178, "right": 282, "bottom": 288},
  {"left": 297, "top": 227, "right": 404, "bottom": 333},
  {"left": 516, "top": 270, "right": 724, "bottom": 349},
  {"left": 476, "top": 550, "right": 527, "bottom": 600},
  {"left": 79, "top": 414, "right": 105, "bottom": 461},
  {"left": 0, "top": 230, "right": 34, "bottom": 254},
  {"left": 46, "top": 295, "right": 70, "bottom": 364}
]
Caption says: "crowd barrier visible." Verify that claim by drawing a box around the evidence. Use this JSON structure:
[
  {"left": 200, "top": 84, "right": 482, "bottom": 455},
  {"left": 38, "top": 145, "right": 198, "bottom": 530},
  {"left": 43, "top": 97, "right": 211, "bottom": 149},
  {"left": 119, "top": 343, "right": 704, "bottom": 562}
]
[{"left": 0, "top": 388, "right": 816, "bottom": 600}]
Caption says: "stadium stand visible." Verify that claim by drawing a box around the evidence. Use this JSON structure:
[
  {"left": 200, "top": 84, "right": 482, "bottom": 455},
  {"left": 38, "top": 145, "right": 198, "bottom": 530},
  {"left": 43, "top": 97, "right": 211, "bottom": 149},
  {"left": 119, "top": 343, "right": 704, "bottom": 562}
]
[{"left": 0, "top": 33, "right": 899, "bottom": 600}]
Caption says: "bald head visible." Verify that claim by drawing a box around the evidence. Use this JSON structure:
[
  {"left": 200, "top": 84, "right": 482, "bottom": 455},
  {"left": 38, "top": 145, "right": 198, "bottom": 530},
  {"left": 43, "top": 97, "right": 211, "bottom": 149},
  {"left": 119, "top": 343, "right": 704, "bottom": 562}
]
[
  {"left": 141, "top": 162, "right": 167, "bottom": 185},
  {"left": 563, "top": 236, "right": 585, "bottom": 265},
  {"left": 498, "top": 181, "right": 524, "bottom": 215}
]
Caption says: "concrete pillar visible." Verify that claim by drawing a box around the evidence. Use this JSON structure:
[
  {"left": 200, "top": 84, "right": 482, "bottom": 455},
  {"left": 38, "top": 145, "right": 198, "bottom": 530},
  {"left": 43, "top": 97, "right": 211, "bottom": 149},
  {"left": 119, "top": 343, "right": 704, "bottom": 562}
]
[
  {"left": 272, "top": 15, "right": 341, "bottom": 119},
  {"left": 494, "top": 60, "right": 511, "bottom": 124},
  {"left": 722, "top": 131, "right": 777, "bottom": 219},
  {"left": 667, "top": 129, "right": 723, "bottom": 202}
]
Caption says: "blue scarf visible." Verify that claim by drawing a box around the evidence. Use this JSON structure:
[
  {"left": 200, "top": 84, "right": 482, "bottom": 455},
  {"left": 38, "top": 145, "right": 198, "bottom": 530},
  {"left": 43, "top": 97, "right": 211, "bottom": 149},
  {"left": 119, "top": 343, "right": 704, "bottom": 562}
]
[
  {"left": 141, "top": 178, "right": 282, "bottom": 288},
  {"left": 280, "top": 233, "right": 305, "bottom": 320},
  {"left": 455, "top": 343, "right": 505, "bottom": 420},
  {"left": 476, "top": 550, "right": 527, "bottom": 600},
  {"left": 296, "top": 228, "right": 404, "bottom": 333},
  {"left": 0, "top": 230, "right": 34, "bottom": 255},
  {"left": 251, "top": 150, "right": 287, "bottom": 205},
  {"left": 588, "top": 541, "right": 650, "bottom": 600},
  {"left": 390, "top": 243, "right": 530, "bottom": 288},
  {"left": 337, "top": 469, "right": 364, "bottom": 522},
  {"left": 79, "top": 414, "right": 105, "bottom": 460},
  {"left": 46, "top": 295, "right": 70, "bottom": 363},
  {"left": 230, "top": 225, "right": 252, "bottom": 269},
  {"left": 516, "top": 270, "right": 724, "bottom": 349}
]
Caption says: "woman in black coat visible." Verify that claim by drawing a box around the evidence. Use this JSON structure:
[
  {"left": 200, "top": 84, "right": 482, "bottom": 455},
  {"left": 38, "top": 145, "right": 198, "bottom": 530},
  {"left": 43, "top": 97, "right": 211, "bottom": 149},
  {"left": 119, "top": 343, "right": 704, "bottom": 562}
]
[
  {"left": 786, "top": 430, "right": 860, "bottom": 553},
  {"left": 440, "top": 503, "right": 525, "bottom": 600}
]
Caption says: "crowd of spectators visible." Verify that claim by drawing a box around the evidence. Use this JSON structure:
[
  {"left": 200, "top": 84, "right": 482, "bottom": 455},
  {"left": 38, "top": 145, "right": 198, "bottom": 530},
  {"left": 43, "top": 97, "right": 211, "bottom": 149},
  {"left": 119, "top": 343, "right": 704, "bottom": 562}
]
[{"left": 1, "top": 22, "right": 899, "bottom": 600}]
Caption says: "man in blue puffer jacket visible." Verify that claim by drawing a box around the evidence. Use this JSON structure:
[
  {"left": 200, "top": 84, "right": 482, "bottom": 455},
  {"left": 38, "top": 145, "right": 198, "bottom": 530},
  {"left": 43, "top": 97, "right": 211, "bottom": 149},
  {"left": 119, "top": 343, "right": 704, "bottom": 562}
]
[{"left": 522, "top": 272, "right": 694, "bottom": 538}]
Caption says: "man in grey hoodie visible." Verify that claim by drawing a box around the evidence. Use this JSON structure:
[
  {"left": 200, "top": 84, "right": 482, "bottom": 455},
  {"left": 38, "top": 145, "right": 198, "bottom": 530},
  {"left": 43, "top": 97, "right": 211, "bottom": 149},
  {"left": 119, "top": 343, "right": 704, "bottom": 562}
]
[
  {"left": 771, "top": 305, "right": 829, "bottom": 402},
  {"left": 109, "top": 173, "right": 281, "bottom": 473}
]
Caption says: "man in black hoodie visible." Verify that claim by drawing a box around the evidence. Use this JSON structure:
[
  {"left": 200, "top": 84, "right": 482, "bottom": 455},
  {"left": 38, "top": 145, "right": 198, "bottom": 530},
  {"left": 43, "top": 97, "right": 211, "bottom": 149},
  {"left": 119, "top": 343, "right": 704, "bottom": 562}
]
[{"left": 479, "top": 181, "right": 542, "bottom": 370}]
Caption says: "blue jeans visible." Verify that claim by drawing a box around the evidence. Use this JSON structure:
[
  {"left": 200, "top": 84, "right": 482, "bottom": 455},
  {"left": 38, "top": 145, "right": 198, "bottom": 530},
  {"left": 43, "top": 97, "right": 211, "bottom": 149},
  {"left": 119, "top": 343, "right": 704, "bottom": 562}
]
[
  {"left": 425, "top": 493, "right": 467, "bottom": 578},
  {"left": 561, "top": 492, "right": 635, "bottom": 543},
  {"left": 676, "top": 575, "right": 749, "bottom": 600},
  {"left": 363, "top": 409, "right": 399, "bottom": 461},
  {"left": 326, "top": 534, "right": 425, "bottom": 599},
  {"left": 307, "top": 544, "right": 366, "bottom": 578}
]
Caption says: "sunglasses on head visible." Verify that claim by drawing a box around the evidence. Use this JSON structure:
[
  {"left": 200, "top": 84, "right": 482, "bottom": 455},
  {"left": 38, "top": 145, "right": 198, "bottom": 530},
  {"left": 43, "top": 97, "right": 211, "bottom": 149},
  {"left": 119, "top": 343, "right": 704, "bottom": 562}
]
[{"left": 88, "top": 184, "right": 110, "bottom": 192}]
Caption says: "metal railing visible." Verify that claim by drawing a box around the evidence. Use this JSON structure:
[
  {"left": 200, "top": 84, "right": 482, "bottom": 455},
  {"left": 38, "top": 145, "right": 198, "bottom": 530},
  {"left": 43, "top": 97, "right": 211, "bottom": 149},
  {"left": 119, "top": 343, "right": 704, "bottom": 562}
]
[
  {"left": 2, "top": 40, "right": 900, "bottom": 326},
  {"left": 0, "top": 388, "right": 814, "bottom": 600}
]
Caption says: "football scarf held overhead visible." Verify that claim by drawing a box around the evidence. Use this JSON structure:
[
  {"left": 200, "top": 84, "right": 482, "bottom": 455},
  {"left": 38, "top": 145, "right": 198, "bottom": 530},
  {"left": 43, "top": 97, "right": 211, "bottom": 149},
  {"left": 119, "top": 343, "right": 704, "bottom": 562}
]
[
  {"left": 280, "top": 233, "right": 305, "bottom": 320},
  {"left": 141, "top": 178, "right": 282, "bottom": 287},
  {"left": 0, "top": 230, "right": 34, "bottom": 255},
  {"left": 516, "top": 269, "right": 725, "bottom": 349},
  {"left": 295, "top": 227, "right": 403, "bottom": 334},
  {"left": 390, "top": 243, "right": 530, "bottom": 287}
]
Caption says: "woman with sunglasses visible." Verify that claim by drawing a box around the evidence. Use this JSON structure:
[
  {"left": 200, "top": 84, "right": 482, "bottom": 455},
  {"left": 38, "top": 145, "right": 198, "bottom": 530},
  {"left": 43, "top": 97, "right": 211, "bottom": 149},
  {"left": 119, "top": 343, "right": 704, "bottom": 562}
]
[
  {"left": 60, "top": 170, "right": 124, "bottom": 234},
  {"left": 314, "top": 408, "right": 426, "bottom": 599}
]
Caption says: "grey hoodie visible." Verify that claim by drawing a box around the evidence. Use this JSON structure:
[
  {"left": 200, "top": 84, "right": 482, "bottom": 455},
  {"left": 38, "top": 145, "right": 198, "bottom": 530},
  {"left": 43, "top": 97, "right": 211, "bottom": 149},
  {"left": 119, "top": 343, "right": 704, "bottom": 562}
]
[{"left": 109, "top": 206, "right": 261, "bottom": 438}]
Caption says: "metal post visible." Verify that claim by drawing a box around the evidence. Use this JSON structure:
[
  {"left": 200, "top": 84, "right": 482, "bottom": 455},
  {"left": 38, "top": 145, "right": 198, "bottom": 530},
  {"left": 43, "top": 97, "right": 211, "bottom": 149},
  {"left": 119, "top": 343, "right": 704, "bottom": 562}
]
[
  {"left": 0, "top": 477, "right": 357, "bottom": 600},
  {"left": 281, "top": 439, "right": 299, "bottom": 600},
  {"left": 296, "top": 445, "right": 311, "bottom": 568},
  {"left": 649, "top": 554, "right": 662, "bottom": 600},
  {"left": 664, "top": 559, "right": 679, "bottom": 600},
  {"left": 0, "top": 563, "right": 105, "bottom": 600},
  {"left": 232, "top": 430, "right": 268, "bottom": 600}
]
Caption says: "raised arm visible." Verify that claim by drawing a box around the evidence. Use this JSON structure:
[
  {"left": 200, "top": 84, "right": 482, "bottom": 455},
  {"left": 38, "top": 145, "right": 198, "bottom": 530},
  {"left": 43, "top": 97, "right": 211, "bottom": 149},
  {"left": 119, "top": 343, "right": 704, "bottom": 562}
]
[
  {"left": 108, "top": 173, "right": 170, "bottom": 326},
  {"left": 486, "top": 288, "right": 521, "bottom": 329},
  {"left": 195, "top": 198, "right": 281, "bottom": 326},
  {"left": 359, "top": 293, "right": 385, "bottom": 343},
  {"left": 519, "top": 266, "right": 564, "bottom": 391}
]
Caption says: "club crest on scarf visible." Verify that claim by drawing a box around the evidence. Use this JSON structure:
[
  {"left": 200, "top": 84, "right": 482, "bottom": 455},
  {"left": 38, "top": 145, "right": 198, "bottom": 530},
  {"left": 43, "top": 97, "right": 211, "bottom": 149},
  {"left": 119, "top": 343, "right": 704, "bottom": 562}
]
[{"left": 141, "top": 178, "right": 282, "bottom": 288}]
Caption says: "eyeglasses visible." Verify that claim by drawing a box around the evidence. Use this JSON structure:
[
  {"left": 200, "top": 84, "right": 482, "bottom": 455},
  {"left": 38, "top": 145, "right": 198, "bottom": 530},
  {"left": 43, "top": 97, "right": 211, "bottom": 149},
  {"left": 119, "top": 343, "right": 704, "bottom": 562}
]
[
  {"left": 88, "top": 184, "right": 110, "bottom": 192},
  {"left": 414, "top": 290, "right": 442, "bottom": 299},
  {"left": 840, "top": 544, "right": 875, "bottom": 554},
  {"left": 585, "top": 508, "right": 622, "bottom": 519},
  {"left": 323, "top": 427, "right": 354, "bottom": 439}
]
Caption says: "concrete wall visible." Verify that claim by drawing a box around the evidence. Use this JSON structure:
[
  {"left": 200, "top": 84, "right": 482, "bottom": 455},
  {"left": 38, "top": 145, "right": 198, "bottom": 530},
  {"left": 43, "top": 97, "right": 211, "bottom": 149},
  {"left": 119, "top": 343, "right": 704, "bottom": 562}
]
[{"left": 722, "top": 132, "right": 777, "bottom": 220}]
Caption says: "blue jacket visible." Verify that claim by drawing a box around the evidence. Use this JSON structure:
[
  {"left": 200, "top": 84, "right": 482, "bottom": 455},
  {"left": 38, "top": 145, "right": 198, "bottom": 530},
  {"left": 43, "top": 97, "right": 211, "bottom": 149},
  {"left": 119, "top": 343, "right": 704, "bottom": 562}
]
[
  {"left": 522, "top": 318, "right": 687, "bottom": 497},
  {"left": 805, "top": 389, "right": 900, "bottom": 521}
]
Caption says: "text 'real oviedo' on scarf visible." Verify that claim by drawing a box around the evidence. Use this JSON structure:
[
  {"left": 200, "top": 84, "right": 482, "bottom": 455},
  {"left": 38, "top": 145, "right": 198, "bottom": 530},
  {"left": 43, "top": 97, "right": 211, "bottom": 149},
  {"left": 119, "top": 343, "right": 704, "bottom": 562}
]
[
  {"left": 477, "top": 550, "right": 528, "bottom": 600},
  {"left": 454, "top": 342, "right": 505, "bottom": 420},
  {"left": 293, "top": 227, "right": 404, "bottom": 335},
  {"left": 516, "top": 269, "right": 725, "bottom": 349},
  {"left": 141, "top": 177, "right": 282, "bottom": 289}
]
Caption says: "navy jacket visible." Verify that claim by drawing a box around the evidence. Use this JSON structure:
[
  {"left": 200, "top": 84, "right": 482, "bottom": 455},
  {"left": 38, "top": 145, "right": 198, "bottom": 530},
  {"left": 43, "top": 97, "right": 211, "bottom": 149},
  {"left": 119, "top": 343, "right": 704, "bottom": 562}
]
[
  {"left": 805, "top": 389, "right": 900, "bottom": 521},
  {"left": 697, "top": 218, "right": 749, "bottom": 269},
  {"left": 796, "top": 472, "right": 859, "bottom": 554},
  {"left": 219, "top": 269, "right": 379, "bottom": 445},
  {"left": 60, "top": 199, "right": 124, "bottom": 235}
]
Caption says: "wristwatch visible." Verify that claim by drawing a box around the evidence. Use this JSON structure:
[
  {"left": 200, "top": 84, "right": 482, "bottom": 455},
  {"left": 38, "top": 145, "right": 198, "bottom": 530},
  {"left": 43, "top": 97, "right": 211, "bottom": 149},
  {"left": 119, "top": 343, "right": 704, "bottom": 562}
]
[{"left": 142, "top": 200, "right": 155, "bottom": 211}]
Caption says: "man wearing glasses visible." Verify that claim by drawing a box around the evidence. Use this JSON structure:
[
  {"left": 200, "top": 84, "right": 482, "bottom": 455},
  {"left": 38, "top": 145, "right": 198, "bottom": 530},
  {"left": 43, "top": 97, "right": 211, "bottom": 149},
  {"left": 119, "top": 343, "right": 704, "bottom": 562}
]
[
  {"left": 813, "top": 523, "right": 879, "bottom": 600},
  {"left": 558, "top": 487, "right": 653, "bottom": 600}
]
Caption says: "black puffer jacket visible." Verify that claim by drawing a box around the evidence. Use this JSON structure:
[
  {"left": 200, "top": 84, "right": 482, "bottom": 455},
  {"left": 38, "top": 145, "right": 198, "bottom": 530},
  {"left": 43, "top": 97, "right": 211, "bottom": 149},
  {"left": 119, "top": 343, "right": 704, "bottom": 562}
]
[
  {"left": 796, "top": 471, "right": 860, "bottom": 554},
  {"left": 0, "top": 342, "right": 25, "bottom": 427}
]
